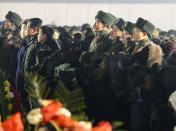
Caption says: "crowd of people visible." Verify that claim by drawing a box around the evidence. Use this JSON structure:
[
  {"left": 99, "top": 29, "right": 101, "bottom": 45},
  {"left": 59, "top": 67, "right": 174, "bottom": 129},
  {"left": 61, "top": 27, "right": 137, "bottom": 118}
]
[{"left": 0, "top": 10, "right": 176, "bottom": 131}]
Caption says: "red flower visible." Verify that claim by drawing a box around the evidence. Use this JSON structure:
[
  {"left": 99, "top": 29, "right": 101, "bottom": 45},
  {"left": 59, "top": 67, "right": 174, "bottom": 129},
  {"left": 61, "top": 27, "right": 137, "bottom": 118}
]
[
  {"left": 51, "top": 114, "right": 77, "bottom": 128},
  {"left": 41, "top": 101, "right": 62, "bottom": 123},
  {"left": 70, "top": 126, "right": 91, "bottom": 131},
  {"left": 92, "top": 122, "right": 112, "bottom": 131},
  {"left": 2, "top": 112, "right": 23, "bottom": 131}
]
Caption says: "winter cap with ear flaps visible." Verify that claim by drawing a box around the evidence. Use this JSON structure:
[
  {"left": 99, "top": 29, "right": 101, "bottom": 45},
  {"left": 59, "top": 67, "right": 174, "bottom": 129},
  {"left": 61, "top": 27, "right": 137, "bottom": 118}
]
[
  {"left": 95, "top": 10, "right": 114, "bottom": 27},
  {"left": 114, "top": 18, "right": 126, "bottom": 31},
  {"left": 5, "top": 11, "right": 22, "bottom": 27},
  {"left": 125, "top": 21, "right": 134, "bottom": 34},
  {"left": 135, "top": 17, "right": 155, "bottom": 37}
]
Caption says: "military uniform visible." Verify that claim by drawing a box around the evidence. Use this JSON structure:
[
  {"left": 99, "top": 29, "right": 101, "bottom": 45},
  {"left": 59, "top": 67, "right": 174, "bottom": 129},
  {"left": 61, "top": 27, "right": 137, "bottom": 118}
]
[
  {"left": 130, "top": 17, "right": 163, "bottom": 131},
  {"left": 132, "top": 39, "right": 150, "bottom": 66},
  {"left": 80, "top": 11, "right": 114, "bottom": 66},
  {"left": 108, "top": 18, "right": 126, "bottom": 55},
  {"left": 132, "top": 18, "right": 163, "bottom": 68},
  {"left": 124, "top": 39, "right": 135, "bottom": 55},
  {"left": 108, "top": 37, "right": 124, "bottom": 54},
  {"left": 123, "top": 21, "right": 135, "bottom": 55},
  {"left": 89, "top": 29, "right": 112, "bottom": 53}
]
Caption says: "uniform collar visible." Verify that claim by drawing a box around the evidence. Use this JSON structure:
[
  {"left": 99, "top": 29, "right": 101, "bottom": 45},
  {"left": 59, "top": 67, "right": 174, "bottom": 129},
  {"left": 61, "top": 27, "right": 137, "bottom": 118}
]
[{"left": 97, "top": 29, "right": 109, "bottom": 38}]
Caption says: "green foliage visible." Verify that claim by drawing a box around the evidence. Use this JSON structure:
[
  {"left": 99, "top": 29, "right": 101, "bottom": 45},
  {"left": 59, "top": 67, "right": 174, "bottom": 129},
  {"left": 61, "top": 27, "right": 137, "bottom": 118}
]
[
  {"left": 0, "top": 69, "right": 6, "bottom": 101},
  {"left": 25, "top": 72, "right": 87, "bottom": 118},
  {"left": 0, "top": 70, "right": 16, "bottom": 120},
  {"left": 24, "top": 73, "right": 51, "bottom": 108},
  {"left": 52, "top": 80, "right": 87, "bottom": 113}
]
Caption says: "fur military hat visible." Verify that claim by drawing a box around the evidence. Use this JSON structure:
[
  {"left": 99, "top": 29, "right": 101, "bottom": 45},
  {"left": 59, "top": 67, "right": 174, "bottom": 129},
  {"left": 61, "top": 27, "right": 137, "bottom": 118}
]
[
  {"left": 125, "top": 21, "right": 134, "bottom": 34},
  {"left": 5, "top": 11, "right": 22, "bottom": 27},
  {"left": 95, "top": 10, "right": 114, "bottom": 27},
  {"left": 135, "top": 17, "right": 155, "bottom": 37},
  {"left": 28, "top": 18, "right": 42, "bottom": 28},
  {"left": 108, "top": 13, "right": 118, "bottom": 27},
  {"left": 114, "top": 18, "right": 126, "bottom": 31}
]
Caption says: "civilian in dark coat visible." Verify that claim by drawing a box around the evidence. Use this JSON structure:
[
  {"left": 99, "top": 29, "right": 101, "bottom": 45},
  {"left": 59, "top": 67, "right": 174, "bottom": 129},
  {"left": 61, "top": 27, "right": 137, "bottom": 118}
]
[
  {"left": 15, "top": 19, "right": 28, "bottom": 93},
  {"left": 81, "top": 23, "right": 94, "bottom": 51},
  {"left": 37, "top": 25, "right": 59, "bottom": 77},
  {"left": 160, "top": 39, "right": 176, "bottom": 65},
  {"left": 0, "top": 11, "right": 22, "bottom": 85},
  {"left": 23, "top": 18, "right": 42, "bottom": 72}
]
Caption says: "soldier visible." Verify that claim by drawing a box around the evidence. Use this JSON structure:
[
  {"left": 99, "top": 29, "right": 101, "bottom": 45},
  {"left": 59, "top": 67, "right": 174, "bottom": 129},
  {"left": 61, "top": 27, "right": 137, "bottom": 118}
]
[
  {"left": 130, "top": 18, "right": 164, "bottom": 131},
  {"left": 132, "top": 17, "right": 163, "bottom": 68},
  {"left": 89, "top": 11, "right": 113, "bottom": 53},
  {"left": 82, "top": 10, "right": 114, "bottom": 66},
  {"left": 109, "top": 18, "right": 126, "bottom": 54},
  {"left": 123, "top": 21, "right": 135, "bottom": 55}
]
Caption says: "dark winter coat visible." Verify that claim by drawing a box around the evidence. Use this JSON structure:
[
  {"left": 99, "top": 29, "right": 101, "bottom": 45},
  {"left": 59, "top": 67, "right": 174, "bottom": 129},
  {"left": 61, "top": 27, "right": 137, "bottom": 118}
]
[{"left": 23, "top": 35, "right": 38, "bottom": 72}]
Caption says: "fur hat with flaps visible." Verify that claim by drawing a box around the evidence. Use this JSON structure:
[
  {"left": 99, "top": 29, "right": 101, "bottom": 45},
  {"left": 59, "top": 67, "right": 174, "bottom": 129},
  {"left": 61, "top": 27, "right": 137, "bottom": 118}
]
[
  {"left": 114, "top": 18, "right": 126, "bottom": 31},
  {"left": 28, "top": 18, "right": 42, "bottom": 28},
  {"left": 95, "top": 10, "right": 114, "bottom": 27},
  {"left": 108, "top": 13, "right": 118, "bottom": 27},
  {"left": 5, "top": 11, "right": 22, "bottom": 27},
  {"left": 135, "top": 17, "right": 155, "bottom": 37},
  {"left": 125, "top": 21, "right": 134, "bottom": 34}
]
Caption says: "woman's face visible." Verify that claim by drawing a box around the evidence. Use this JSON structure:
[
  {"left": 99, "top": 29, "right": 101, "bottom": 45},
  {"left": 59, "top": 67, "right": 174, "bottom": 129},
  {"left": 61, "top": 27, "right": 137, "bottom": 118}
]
[{"left": 38, "top": 29, "right": 46, "bottom": 43}]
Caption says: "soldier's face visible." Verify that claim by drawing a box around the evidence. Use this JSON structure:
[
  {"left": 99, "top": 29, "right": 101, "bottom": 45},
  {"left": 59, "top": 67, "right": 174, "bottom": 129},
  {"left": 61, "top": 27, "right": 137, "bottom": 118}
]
[
  {"left": 20, "top": 24, "right": 27, "bottom": 39},
  {"left": 4, "top": 18, "right": 13, "bottom": 29},
  {"left": 95, "top": 20, "right": 105, "bottom": 31},
  {"left": 111, "top": 26, "right": 123, "bottom": 39},
  {"left": 38, "top": 29, "right": 46, "bottom": 43},
  {"left": 133, "top": 27, "right": 146, "bottom": 41},
  {"left": 123, "top": 30, "right": 131, "bottom": 40}
]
